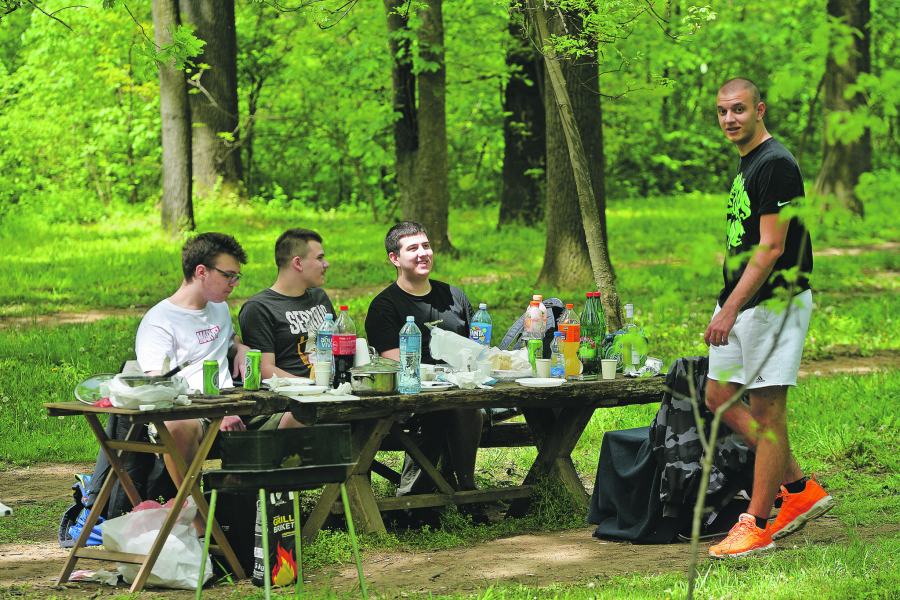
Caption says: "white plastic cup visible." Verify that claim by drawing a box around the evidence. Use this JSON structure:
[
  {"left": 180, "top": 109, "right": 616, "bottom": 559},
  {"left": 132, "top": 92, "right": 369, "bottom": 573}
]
[
  {"left": 315, "top": 363, "right": 333, "bottom": 387},
  {"left": 535, "top": 358, "right": 551, "bottom": 378},
  {"left": 354, "top": 337, "right": 370, "bottom": 367},
  {"left": 601, "top": 359, "right": 617, "bottom": 380},
  {"left": 478, "top": 360, "right": 492, "bottom": 379}
]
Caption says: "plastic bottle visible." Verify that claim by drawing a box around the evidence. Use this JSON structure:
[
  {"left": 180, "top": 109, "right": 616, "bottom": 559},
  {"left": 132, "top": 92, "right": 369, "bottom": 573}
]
[
  {"left": 532, "top": 294, "right": 548, "bottom": 333},
  {"left": 332, "top": 305, "right": 357, "bottom": 388},
  {"left": 614, "top": 303, "right": 648, "bottom": 374},
  {"left": 398, "top": 316, "right": 422, "bottom": 394},
  {"left": 578, "top": 292, "right": 603, "bottom": 376},
  {"left": 558, "top": 303, "right": 581, "bottom": 377},
  {"left": 316, "top": 314, "right": 336, "bottom": 367},
  {"left": 549, "top": 332, "right": 565, "bottom": 379},
  {"left": 469, "top": 303, "right": 493, "bottom": 347},
  {"left": 522, "top": 301, "right": 544, "bottom": 369}
]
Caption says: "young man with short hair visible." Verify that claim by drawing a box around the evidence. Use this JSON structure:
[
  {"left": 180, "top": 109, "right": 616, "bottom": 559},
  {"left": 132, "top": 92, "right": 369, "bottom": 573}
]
[
  {"left": 239, "top": 228, "right": 335, "bottom": 380},
  {"left": 365, "top": 221, "right": 486, "bottom": 524},
  {"left": 135, "top": 232, "right": 254, "bottom": 510},
  {"left": 705, "top": 78, "right": 834, "bottom": 558}
]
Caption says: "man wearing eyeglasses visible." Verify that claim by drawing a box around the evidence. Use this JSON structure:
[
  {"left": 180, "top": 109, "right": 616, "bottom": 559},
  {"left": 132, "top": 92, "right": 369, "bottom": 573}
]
[
  {"left": 239, "top": 228, "right": 334, "bottom": 380},
  {"left": 135, "top": 232, "right": 258, "bottom": 528}
]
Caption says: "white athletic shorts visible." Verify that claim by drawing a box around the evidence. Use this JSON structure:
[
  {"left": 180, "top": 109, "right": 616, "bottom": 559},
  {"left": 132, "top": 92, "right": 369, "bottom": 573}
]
[{"left": 708, "top": 289, "right": 813, "bottom": 389}]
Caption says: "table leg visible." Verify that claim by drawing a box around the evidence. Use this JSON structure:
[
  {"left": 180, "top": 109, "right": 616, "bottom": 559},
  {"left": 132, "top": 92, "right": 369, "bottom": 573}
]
[
  {"left": 128, "top": 417, "right": 233, "bottom": 593},
  {"left": 56, "top": 418, "right": 146, "bottom": 585},
  {"left": 506, "top": 406, "right": 595, "bottom": 518},
  {"left": 301, "top": 418, "right": 393, "bottom": 544}
]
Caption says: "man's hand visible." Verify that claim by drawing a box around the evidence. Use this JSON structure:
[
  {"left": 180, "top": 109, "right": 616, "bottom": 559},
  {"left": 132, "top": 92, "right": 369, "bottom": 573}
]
[
  {"left": 219, "top": 415, "right": 246, "bottom": 431},
  {"left": 232, "top": 338, "right": 250, "bottom": 380},
  {"left": 705, "top": 307, "right": 737, "bottom": 347}
]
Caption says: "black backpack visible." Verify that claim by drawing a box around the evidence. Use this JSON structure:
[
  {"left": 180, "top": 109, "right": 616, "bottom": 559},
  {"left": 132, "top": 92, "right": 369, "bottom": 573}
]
[{"left": 498, "top": 297, "right": 566, "bottom": 359}]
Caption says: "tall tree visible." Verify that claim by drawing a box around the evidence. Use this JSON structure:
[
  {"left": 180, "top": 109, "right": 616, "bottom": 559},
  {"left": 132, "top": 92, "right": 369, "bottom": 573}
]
[
  {"left": 536, "top": 13, "right": 611, "bottom": 293},
  {"left": 153, "top": 0, "right": 194, "bottom": 234},
  {"left": 815, "top": 0, "right": 872, "bottom": 217},
  {"left": 497, "top": 24, "right": 545, "bottom": 230},
  {"left": 181, "top": 0, "right": 243, "bottom": 199},
  {"left": 383, "top": 0, "right": 419, "bottom": 219}
]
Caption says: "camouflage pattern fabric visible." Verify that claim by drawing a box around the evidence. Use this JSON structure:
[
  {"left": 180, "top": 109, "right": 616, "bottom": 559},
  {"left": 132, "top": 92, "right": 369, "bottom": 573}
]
[{"left": 650, "top": 356, "right": 754, "bottom": 526}]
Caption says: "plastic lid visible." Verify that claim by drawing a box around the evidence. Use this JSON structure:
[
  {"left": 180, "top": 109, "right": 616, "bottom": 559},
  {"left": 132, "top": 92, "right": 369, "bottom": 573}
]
[
  {"left": 340, "top": 305, "right": 348, "bottom": 311},
  {"left": 625, "top": 303, "right": 634, "bottom": 318},
  {"left": 566, "top": 303, "right": 574, "bottom": 309},
  {"left": 533, "top": 295, "right": 543, "bottom": 301},
  {"left": 530, "top": 301, "right": 539, "bottom": 306},
  {"left": 479, "top": 303, "right": 487, "bottom": 310},
  {"left": 585, "top": 291, "right": 592, "bottom": 298},
  {"left": 406, "top": 315, "right": 415, "bottom": 321},
  {"left": 554, "top": 331, "right": 563, "bottom": 336},
  {"left": 325, "top": 314, "right": 334, "bottom": 319}
]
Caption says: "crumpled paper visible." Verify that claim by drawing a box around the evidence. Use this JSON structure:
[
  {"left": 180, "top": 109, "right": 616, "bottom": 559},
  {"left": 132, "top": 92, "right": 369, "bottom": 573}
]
[
  {"left": 102, "top": 375, "right": 189, "bottom": 410},
  {"left": 69, "top": 569, "right": 120, "bottom": 585},
  {"left": 139, "top": 394, "right": 191, "bottom": 411},
  {"left": 326, "top": 383, "right": 354, "bottom": 396},
  {"left": 441, "top": 370, "right": 493, "bottom": 390}
]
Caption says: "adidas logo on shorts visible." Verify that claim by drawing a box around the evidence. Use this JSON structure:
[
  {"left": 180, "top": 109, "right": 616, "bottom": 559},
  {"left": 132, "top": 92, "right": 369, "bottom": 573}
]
[{"left": 755, "top": 375, "right": 765, "bottom": 384}]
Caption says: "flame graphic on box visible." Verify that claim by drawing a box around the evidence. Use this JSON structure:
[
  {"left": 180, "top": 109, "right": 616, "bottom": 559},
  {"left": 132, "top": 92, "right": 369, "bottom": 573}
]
[{"left": 271, "top": 541, "right": 297, "bottom": 586}]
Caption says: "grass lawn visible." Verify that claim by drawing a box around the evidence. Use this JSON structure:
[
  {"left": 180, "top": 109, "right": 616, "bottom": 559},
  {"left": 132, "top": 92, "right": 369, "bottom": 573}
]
[{"left": 1, "top": 192, "right": 899, "bottom": 598}]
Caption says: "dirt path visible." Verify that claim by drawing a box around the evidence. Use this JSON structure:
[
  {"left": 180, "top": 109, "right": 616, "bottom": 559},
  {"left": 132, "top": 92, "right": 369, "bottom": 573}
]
[{"left": 3, "top": 464, "right": 891, "bottom": 598}]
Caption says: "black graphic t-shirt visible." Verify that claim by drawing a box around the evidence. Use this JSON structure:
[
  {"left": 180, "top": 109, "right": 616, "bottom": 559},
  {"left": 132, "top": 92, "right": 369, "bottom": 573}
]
[
  {"left": 718, "top": 138, "right": 813, "bottom": 311},
  {"left": 238, "top": 287, "right": 335, "bottom": 377},
  {"left": 365, "top": 280, "right": 474, "bottom": 364}
]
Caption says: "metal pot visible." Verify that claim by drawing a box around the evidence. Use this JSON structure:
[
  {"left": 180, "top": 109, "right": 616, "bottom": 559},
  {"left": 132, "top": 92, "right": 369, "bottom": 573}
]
[{"left": 349, "top": 357, "right": 401, "bottom": 394}]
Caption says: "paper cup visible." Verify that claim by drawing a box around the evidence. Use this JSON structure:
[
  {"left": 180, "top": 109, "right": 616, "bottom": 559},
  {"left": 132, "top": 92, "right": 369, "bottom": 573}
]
[
  {"left": 354, "top": 337, "right": 371, "bottom": 367},
  {"left": 535, "top": 359, "right": 551, "bottom": 378},
  {"left": 315, "top": 363, "right": 333, "bottom": 387},
  {"left": 478, "top": 361, "right": 492, "bottom": 379},
  {"left": 601, "top": 359, "right": 617, "bottom": 380}
]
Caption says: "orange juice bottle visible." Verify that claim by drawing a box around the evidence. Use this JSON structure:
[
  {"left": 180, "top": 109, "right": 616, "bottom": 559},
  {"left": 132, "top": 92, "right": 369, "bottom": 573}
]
[{"left": 558, "top": 303, "right": 581, "bottom": 377}]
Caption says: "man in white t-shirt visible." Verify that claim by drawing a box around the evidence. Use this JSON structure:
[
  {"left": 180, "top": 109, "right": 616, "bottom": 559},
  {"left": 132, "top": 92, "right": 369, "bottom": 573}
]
[{"left": 135, "top": 233, "right": 255, "bottom": 527}]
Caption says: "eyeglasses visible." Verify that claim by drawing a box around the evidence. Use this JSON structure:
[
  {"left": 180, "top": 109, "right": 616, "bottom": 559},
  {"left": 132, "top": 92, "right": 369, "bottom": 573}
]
[{"left": 207, "top": 265, "right": 243, "bottom": 285}]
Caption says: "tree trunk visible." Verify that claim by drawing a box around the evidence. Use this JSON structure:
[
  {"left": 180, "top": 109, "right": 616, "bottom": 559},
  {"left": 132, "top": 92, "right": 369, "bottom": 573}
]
[
  {"left": 153, "top": 0, "right": 194, "bottom": 234},
  {"left": 384, "top": 0, "right": 418, "bottom": 221},
  {"left": 180, "top": 0, "right": 243, "bottom": 199},
  {"left": 409, "top": 0, "right": 456, "bottom": 256},
  {"left": 815, "top": 0, "right": 871, "bottom": 217},
  {"left": 527, "top": 0, "right": 622, "bottom": 331},
  {"left": 498, "top": 24, "right": 545, "bottom": 230}
]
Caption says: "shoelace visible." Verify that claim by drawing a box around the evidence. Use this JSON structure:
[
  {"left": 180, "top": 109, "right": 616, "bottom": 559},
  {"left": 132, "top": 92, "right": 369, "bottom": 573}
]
[{"left": 726, "top": 518, "right": 759, "bottom": 541}]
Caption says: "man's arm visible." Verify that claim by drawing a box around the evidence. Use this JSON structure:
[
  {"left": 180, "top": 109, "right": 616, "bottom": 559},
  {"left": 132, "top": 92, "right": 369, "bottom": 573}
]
[
  {"left": 380, "top": 348, "right": 400, "bottom": 361},
  {"left": 260, "top": 352, "right": 296, "bottom": 379},
  {"left": 228, "top": 334, "right": 251, "bottom": 379},
  {"left": 705, "top": 212, "right": 791, "bottom": 347}
]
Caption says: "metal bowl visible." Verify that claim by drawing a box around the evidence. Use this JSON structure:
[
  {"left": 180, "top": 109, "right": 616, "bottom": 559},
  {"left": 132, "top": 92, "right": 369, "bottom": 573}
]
[{"left": 350, "top": 370, "right": 399, "bottom": 395}]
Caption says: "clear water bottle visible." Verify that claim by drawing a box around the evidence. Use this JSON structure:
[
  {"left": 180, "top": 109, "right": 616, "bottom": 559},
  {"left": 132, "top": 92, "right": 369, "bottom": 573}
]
[
  {"left": 549, "top": 332, "right": 565, "bottom": 379},
  {"left": 532, "top": 294, "right": 548, "bottom": 332},
  {"left": 522, "top": 301, "right": 544, "bottom": 369},
  {"left": 469, "top": 303, "right": 493, "bottom": 346},
  {"left": 399, "top": 316, "right": 422, "bottom": 394},
  {"left": 316, "top": 314, "right": 336, "bottom": 366},
  {"left": 614, "top": 303, "right": 648, "bottom": 374}
]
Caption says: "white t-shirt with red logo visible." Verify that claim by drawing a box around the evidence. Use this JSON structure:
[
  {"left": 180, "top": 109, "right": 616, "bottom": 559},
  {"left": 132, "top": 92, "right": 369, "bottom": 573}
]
[{"left": 135, "top": 299, "right": 235, "bottom": 390}]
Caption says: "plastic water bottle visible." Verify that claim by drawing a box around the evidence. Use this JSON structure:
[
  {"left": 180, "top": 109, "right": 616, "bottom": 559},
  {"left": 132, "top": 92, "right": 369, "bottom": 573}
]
[
  {"left": 469, "top": 303, "right": 493, "bottom": 347},
  {"left": 522, "top": 301, "right": 544, "bottom": 369},
  {"left": 549, "top": 332, "right": 565, "bottom": 379},
  {"left": 316, "top": 314, "right": 336, "bottom": 366},
  {"left": 532, "top": 294, "right": 548, "bottom": 332},
  {"left": 399, "top": 316, "right": 422, "bottom": 394}
]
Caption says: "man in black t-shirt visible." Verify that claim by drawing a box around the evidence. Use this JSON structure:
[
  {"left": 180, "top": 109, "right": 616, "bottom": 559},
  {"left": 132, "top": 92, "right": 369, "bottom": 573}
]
[
  {"left": 365, "top": 221, "right": 485, "bottom": 523},
  {"left": 706, "top": 79, "right": 833, "bottom": 559}
]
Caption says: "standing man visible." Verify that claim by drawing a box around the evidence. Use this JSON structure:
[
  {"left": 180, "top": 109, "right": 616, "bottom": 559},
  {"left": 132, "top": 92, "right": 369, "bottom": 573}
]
[
  {"left": 239, "top": 228, "right": 335, "bottom": 381},
  {"left": 706, "top": 78, "right": 834, "bottom": 558},
  {"left": 365, "top": 221, "right": 486, "bottom": 524}
]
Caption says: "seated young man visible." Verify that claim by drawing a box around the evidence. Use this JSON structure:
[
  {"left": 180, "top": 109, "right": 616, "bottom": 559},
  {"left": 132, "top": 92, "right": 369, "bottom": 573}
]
[
  {"left": 135, "top": 233, "right": 300, "bottom": 532},
  {"left": 365, "top": 221, "right": 486, "bottom": 524},
  {"left": 238, "top": 228, "right": 335, "bottom": 379}
]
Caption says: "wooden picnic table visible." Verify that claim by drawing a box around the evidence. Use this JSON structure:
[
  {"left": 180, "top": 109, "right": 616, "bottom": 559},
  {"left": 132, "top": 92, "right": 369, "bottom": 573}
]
[{"left": 44, "top": 373, "right": 665, "bottom": 590}]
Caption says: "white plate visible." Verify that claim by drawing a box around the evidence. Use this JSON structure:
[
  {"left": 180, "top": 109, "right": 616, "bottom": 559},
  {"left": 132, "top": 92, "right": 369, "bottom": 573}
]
[
  {"left": 420, "top": 381, "right": 455, "bottom": 390},
  {"left": 265, "top": 377, "right": 313, "bottom": 388},
  {"left": 515, "top": 378, "right": 565, "bottom": 388},
  {"left": 293, "top": 394, "right": 360, "bottom": 402},
  {"left": 492, "top": 370, "right": 534, "bottom": 381},
  {"left": 277, "top": 385, "right": 329, "bottom": 396}
]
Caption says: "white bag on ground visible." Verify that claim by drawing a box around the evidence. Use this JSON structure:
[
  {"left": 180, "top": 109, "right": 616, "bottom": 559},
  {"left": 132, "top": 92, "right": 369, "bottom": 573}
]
[{"left": 102, "top": 497, "right": 212, "bottom": 590}]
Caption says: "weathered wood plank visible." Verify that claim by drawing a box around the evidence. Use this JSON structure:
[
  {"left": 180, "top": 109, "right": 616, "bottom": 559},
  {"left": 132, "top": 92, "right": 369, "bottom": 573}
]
[{"left": 329, "top": 486, "right": 537, "bottom": 514}]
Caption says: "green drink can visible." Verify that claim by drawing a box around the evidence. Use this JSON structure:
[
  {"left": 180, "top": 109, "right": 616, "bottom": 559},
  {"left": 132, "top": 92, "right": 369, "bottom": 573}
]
[
  {"left": 527, "top": 338, "right": 543, "bottom": 371},
  {"left": 244, "top": 349, "right": 262, "bottom": 391},
  {"left": 203, "top": 360, "right": 219, "bottom": 395}
]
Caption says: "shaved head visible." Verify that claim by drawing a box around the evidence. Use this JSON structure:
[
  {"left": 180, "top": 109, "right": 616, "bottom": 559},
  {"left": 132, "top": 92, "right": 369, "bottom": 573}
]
[{"left": 719, "top": 78, "right": 761, "bottom": 107}]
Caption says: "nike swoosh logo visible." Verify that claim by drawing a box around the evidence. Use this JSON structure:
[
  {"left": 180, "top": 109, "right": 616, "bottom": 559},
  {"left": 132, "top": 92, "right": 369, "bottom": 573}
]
[{"left": 778, "top": 200, "right": 790, "bottom": 207}]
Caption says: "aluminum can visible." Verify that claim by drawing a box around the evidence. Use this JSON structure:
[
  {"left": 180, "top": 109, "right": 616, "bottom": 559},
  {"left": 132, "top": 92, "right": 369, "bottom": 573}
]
[
  {"left": 244, "top": 349, "right": 262, "bottom": 390},
  {"left": 203, "top": 360, "right": 219, "bottom": 395},
  {"left": 527, "top": 338, "right": 543, "bottom": 371}
]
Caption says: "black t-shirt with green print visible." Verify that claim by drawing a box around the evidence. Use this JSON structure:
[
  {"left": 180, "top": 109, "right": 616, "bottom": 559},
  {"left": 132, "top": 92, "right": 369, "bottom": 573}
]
[{"left": 718, "top": 137, "right": 813, "bottom": 311}]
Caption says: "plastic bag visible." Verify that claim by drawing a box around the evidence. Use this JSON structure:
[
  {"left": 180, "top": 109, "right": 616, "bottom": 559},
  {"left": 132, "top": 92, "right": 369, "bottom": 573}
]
[
  {"left": 480, "top": 346, "right": 534, "bottom": 380},
  {"left": 101, "top": 496, "right": 212, "bottom": 590},
  {"left": 427, "top": 326, "right": 486, "bottom": 369},
  {"left": 101, "top": 374, "right": 189, "bottom": 410}
]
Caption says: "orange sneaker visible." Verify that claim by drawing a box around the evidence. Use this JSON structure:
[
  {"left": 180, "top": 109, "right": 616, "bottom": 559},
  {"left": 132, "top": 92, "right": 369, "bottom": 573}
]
[
  {"left": 768, "top": 475, "right": 835, "bottom": 540},
  {"left": 709, "top": 513, "right": 775, "bottom": 558}
]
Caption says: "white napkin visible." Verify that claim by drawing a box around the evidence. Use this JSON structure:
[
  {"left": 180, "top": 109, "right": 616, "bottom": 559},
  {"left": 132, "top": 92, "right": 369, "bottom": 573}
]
[
  {"left": 326, "top": 383, "right": 354, "bottom": 396},
  {"left": 264, "top": 375, "right": 293, "bottom": 389},
  {"left": 442, "top": 369, "right": 493, "bottom": 390}
]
